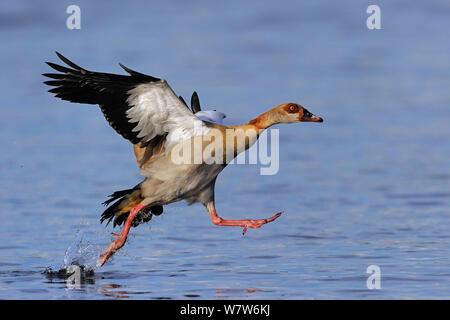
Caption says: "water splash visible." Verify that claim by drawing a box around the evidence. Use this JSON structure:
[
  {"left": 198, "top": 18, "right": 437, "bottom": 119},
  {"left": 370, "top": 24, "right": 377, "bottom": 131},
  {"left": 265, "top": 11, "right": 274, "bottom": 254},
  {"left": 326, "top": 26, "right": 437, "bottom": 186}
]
[
  {"left": 61, "top": 222, "right": 105, "bottom": 271},
  {"left": 43, "top": 222, "right": 105, "bottom": 287}
]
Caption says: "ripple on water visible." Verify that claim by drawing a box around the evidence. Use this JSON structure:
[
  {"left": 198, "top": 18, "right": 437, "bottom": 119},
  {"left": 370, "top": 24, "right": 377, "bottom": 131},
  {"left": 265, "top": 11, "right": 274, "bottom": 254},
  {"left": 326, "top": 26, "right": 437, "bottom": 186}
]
[{"left": 407, "top": 201, "right": 445, "bottom": 207}]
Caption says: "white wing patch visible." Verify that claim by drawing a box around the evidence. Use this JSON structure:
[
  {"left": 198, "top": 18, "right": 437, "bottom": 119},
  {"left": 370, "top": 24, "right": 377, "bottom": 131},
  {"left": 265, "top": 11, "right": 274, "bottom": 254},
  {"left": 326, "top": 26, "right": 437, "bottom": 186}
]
[{"left": 125, "top": 81, "right": 210, "bottom": 148}]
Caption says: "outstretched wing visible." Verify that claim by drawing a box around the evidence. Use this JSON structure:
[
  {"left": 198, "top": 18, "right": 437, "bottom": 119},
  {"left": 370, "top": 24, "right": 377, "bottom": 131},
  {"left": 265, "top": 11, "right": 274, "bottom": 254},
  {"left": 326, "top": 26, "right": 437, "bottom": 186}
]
[{"left": 43, "top": 52, "right": 208, "bottom": 147}]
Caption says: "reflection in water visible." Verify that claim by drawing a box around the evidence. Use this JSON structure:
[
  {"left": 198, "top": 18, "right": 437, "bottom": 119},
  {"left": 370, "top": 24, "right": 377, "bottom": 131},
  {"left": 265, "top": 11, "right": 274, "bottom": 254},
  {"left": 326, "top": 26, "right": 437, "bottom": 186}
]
[
  {"left": 100, "top": 284, "right": 130, "bottom": 299},
  {"left": 44, "top": 267, "right": 132, "bottom": 299},
  {"left": 215, "top": 288, "right": 265, "bottom": 298},
  {"left": 43, "top": 265, "right": 96, "bottom": 290},
  {"left": 42, "top": 267, "right": 267, "bottom": 300},
  {"left": 44, "top": 267, "right": 131, "bottom": 298}
]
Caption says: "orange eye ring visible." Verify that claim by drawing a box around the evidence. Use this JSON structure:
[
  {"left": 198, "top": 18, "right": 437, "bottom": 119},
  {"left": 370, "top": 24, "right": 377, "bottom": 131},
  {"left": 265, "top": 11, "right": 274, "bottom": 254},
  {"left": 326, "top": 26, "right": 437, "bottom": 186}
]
[{"left": 289, "top": 104, "right": 297, "bottom": 112}]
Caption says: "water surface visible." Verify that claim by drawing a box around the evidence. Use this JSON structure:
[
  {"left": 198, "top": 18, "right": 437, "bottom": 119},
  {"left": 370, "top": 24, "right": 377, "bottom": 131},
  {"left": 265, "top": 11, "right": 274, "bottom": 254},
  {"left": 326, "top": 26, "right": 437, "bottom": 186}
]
[{"left": 0, "top": 0, "right": 449, "bottom": 299}]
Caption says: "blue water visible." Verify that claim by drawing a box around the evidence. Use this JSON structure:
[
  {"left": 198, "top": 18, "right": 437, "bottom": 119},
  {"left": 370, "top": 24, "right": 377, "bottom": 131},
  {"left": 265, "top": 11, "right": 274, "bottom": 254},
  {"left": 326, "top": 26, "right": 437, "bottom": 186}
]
[{"left": 1, "top": 0, "right": 449, "bottom": 299}]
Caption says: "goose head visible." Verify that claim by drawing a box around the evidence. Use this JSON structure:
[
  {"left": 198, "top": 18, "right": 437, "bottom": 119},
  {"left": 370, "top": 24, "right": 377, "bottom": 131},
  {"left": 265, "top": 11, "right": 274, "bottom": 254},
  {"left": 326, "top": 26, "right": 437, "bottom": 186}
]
[
  {"left": 273, "top": 103, "right": 323, "bottom": 124},
  {"left": 249, "top": 103, "right": 323, "bottom": 129}
]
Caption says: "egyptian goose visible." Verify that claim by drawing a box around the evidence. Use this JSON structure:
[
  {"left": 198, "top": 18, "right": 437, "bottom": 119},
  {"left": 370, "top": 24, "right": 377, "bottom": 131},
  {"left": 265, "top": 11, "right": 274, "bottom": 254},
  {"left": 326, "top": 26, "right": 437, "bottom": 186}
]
[{"left": 43, "top": 52, "right": 323, "bottom": 266}]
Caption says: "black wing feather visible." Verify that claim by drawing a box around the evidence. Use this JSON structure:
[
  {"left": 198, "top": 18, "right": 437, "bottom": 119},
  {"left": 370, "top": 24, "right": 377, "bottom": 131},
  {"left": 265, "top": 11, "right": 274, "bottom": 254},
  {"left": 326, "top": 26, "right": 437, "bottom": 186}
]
[
  {"left": 190, "top": 91, "right": 201, "bottom": 113},
  {"left": 179, "top": 95, "right": 188, "bottom": 107},
  {"left": 43, "top": 52, "right": 161, "bottom": 144}
]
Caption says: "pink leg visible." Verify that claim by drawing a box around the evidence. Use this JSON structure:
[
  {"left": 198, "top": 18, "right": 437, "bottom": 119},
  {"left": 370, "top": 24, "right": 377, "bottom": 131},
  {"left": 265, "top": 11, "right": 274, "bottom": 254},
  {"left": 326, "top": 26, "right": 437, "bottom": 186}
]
[
  {"left": 206, "top": 202, "right": 282, "bottom": 235},
  {"left": 98, "top": 203, "right": 146, "bottom": 267}
]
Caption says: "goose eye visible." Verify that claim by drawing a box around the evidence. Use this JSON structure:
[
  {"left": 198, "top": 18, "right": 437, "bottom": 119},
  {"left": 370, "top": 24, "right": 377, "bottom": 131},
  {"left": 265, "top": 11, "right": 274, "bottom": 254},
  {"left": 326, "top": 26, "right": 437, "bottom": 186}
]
[{"left": 289, "top": 105, "right": 297, "bottom": 112}]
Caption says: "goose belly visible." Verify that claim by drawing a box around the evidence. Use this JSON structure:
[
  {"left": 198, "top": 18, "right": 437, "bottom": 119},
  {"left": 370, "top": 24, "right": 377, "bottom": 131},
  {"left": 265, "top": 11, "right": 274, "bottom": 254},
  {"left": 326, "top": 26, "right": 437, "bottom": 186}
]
[{"left": 141, "top": 162, "right": 225, "bottom": 204}]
